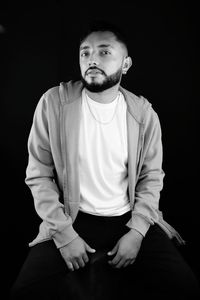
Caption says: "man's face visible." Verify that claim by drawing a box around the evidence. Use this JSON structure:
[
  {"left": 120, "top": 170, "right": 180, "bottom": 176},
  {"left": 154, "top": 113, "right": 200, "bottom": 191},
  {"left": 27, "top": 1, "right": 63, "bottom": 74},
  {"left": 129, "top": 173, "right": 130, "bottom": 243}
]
[{"left": 79, "top": 31, "right": 127, "bottom": 92}]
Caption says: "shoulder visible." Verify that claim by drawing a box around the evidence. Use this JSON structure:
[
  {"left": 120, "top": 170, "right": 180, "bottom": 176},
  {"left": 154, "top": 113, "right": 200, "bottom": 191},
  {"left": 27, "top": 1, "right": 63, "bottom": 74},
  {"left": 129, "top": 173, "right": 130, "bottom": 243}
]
[
  {"left": 43, "top": 85, "right": 60, "bottom": 105},
  {"left": 32, "top": 85, "right": 61, "bottom": 121},
  {"left": 120, "top": 86, "right": 159, "bottom": 125},
  {"left": 42, "top": 80, "right": 83, "bottom": 106}
]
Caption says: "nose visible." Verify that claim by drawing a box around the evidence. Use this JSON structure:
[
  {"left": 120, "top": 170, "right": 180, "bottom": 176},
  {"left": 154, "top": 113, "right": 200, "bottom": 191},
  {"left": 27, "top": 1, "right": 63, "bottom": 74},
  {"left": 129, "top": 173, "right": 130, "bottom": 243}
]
[
  {"left": 89, "top": 60, "right": 98, "bottom": 66},
  {"left": 88, "top": 52, "right": 99, "bottom": 66}
]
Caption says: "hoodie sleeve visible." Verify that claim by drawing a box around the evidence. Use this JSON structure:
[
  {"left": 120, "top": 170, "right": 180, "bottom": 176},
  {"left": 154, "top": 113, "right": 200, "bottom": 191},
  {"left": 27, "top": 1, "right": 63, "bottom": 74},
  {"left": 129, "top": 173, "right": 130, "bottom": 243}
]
[
  {"left": 126, "top": 108, "right": 165, "bottom": 236},
  {"left": 25, "top": 94, "right": 78, "bottom": 248}
]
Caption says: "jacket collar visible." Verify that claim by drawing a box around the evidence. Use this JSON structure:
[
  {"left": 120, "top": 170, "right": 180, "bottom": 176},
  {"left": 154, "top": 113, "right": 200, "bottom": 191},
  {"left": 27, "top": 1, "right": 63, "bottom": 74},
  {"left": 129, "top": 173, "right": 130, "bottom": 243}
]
[{"left": 59, "top": 80, "right": 151, "bottom": 125}]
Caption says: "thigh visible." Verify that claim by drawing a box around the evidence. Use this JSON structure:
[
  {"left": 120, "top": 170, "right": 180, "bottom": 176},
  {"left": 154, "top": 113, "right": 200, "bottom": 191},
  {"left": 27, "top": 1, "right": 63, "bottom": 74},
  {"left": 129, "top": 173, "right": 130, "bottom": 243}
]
[
  {"left": 125, "top": 225, "right": 200, "bottom": 299},
  {"left": 10, "top": 240, "right": 68, "bottom": 299}
]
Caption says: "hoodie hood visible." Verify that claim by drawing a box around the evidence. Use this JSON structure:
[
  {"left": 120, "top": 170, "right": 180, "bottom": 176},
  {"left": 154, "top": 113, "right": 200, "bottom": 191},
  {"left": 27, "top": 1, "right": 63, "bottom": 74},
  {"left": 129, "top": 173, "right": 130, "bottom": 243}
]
[{"left": 59, "top": 80, "right": 152, "bottom": 125}]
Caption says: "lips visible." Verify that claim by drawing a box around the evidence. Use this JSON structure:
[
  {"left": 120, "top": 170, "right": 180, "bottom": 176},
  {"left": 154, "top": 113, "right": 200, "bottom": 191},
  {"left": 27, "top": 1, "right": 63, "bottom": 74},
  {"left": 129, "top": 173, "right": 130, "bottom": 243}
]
[{"left": 86, "top": 69, "right": 103, "bottom": 75}]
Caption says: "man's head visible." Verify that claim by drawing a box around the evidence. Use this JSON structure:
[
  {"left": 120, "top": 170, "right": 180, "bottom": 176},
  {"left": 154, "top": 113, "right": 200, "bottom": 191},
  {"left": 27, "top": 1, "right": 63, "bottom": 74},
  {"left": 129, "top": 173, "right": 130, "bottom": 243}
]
[{"left": 79, "top": 21, "right": 132, "bottom": 93}]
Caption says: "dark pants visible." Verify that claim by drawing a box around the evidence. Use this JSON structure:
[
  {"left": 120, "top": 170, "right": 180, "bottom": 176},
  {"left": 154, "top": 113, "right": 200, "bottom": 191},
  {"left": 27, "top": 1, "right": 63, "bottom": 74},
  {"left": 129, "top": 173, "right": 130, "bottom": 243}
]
[{"left": 10, "top": 211, "right": 200, "bottom": 300}]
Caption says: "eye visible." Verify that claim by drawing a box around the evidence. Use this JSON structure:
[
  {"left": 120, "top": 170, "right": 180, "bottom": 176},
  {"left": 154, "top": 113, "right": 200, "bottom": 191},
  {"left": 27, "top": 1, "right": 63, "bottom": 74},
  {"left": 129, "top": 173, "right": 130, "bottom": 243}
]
[
  {"left": 80, "top": 51, "right": 89, "bottom": 57},
  {"left": 100, "top": 50, "right": 111, "bottom": 56}
]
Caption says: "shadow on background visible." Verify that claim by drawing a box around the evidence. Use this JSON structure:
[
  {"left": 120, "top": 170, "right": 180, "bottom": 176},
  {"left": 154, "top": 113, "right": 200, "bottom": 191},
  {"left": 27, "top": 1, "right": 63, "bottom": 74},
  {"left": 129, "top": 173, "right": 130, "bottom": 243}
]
[{"left": 0, "top": 0, "right": 198, "bottom": 296}]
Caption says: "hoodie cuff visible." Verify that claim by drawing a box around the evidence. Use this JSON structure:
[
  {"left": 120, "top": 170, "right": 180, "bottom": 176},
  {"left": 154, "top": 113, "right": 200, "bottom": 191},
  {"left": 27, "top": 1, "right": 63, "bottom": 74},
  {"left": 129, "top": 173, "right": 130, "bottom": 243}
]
[
  {"left": 52, "top": 224, "right": 79, "bottom": 248},
  {"left": 126, "top": 213, "right": 152, "bottom": 237}
]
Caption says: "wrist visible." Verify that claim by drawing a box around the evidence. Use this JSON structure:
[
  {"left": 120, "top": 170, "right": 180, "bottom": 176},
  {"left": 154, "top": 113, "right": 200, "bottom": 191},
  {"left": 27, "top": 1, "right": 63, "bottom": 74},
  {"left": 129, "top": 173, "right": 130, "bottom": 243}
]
[{"left": 130, "top": 228, "right": 144, "bottom": 238}]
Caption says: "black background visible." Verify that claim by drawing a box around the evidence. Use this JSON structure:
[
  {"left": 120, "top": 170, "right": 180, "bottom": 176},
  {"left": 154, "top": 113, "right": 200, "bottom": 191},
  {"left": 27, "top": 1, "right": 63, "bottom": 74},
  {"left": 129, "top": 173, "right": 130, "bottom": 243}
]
[{"left": 1, "top": 0, "right": 199, "bottom": 295}]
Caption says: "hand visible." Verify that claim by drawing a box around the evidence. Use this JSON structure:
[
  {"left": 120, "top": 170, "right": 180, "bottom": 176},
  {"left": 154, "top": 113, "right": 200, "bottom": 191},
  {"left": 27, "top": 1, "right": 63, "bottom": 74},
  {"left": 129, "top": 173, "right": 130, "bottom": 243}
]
[
  {"left": 59, "top": 236, "right": 96, "bottom": 271},
  {"left": 107, "top": 229, "right": 143, "bottom": 268}
]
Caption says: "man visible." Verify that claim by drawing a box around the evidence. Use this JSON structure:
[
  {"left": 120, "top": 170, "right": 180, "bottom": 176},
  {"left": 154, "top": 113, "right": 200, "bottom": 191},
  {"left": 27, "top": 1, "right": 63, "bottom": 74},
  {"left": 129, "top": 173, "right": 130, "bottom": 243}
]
[{"left": 10, "top": 21, "right": 199, "bottom": 299}]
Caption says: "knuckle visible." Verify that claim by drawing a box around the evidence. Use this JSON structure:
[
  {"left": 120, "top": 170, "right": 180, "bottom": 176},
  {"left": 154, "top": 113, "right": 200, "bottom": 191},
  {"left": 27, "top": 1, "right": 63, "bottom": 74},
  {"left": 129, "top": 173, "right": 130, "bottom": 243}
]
[
  {"left": 83, "top": 255, "right": 89, "bottom": 263},
  {"left": 80, "top": 263, "right": 85, "bottom": 268},
  {"left": 74, "top": 264, "right": 79, "bottom": 270},
  {"left": 67, "top": 263, "right": 74, "bottom": 271},
  {"left": 74, "top": 252, "right": 83, "bottom": 260},
  {"left": 117, "top": 253, "right": 123, "bottom": 258}
]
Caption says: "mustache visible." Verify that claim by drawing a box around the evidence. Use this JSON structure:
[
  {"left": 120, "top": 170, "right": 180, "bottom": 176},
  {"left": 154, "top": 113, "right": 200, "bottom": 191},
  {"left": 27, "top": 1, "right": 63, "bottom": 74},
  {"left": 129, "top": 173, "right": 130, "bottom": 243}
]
[{"left": 86, "top": 67, "right": 105, "bottom": 75}]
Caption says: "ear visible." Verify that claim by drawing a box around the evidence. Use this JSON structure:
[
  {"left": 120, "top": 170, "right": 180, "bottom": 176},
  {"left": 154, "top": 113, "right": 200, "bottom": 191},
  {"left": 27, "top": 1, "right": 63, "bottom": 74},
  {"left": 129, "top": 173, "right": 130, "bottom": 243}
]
[{"left": 122, "top": 56, "right": 132, "bottom": 74}]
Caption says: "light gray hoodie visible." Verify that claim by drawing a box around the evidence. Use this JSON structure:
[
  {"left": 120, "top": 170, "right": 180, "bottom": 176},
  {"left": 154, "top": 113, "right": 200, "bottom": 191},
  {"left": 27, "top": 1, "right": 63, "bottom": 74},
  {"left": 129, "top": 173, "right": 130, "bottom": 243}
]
[{"left": 25, "top": 80, "right": 185, "bottom": 248}]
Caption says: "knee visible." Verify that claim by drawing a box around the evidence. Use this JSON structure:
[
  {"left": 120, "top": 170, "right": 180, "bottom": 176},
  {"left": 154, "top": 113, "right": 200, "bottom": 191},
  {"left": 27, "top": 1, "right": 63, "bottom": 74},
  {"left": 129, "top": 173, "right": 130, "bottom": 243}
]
[
  {"left": 9, "top": 278, "right": 61, "bottom": 300},
  {"left": 185, "top": 278, "right": 200, "bottom": 299},
  {"left": 9, "top": 281, "right": 45, "bottom": 300},
  {"left": 173, "top": 271, "right": 200, "bottom": 299},
  {"left": 9, "top": 283, "right": 24, "bottom": 300}
]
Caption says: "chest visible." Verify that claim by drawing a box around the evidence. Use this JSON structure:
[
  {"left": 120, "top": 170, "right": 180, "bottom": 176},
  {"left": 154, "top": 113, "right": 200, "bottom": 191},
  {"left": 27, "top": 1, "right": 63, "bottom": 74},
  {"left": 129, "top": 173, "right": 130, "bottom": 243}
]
[{"left": 79, "top": 96, "right": 128, "bottom": 166}]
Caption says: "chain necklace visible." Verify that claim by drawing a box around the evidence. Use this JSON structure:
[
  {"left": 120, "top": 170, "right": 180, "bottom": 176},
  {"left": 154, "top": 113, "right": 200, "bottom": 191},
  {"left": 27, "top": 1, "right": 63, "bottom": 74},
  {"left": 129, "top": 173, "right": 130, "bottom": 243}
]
[{"left": 85, "top": 92, "right": 120, "bottom": 125}]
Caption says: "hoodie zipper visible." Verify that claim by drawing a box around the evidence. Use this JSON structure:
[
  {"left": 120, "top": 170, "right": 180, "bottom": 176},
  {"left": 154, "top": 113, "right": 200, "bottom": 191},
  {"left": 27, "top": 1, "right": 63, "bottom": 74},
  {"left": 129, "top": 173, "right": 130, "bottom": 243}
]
[{"left": 59, "top": 100, "right": 70, "bottom": 214}]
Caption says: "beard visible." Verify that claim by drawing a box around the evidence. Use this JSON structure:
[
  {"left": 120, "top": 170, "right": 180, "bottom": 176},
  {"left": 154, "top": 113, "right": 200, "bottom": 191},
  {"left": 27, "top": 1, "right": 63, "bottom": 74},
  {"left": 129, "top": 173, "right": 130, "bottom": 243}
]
[{"left": 81, "top": 67, "right": 123, "bottom": 93}]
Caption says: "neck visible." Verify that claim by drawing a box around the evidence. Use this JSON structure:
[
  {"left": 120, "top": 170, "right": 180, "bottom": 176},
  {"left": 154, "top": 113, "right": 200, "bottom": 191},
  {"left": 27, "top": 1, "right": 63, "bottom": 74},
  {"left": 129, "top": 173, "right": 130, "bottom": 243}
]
[{"left": 85, "top": 84, "right": 120, "bottom": 104}]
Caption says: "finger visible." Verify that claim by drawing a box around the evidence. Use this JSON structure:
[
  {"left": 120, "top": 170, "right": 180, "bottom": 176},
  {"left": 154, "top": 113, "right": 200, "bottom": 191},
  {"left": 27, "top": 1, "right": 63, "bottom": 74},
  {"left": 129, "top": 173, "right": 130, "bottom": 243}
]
[
  {"left": 123, "top": 260, "right": 131, "bottom": 268},
  {"left": 85, "top": 242, "right": 96, "bottom": 253},
  {"left": 72, "top": 260, "right": 80, "bottom": 270},
  {"left": 115, "top": 258, "right": 126, "bottom": 269},
  {"left": 77, "top": 257, "right": 85, "bottom": 268},
  {"left": 108, "top": 253, "right": 121, "bottom": 266},
  {"left": 130, "top": 259, "right": 135, "bottom": 265},
  {"left": 107, "top": 244, "right": 118, "bottom": 256},
  {"left": 82, "top": 253, "right": 89, "bottom": 264},
  {"left": 67, "top": 262, "right": 74, "bottom": 271}
]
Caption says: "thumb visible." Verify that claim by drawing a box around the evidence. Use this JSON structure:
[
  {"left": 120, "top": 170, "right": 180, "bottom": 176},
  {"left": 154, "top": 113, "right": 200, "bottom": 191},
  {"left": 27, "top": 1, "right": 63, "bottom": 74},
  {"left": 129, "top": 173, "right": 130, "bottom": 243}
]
[
  {"left": 84, "top": 242, "right": 96, "bottom": 253},
  {"left": 107, "top": 243, "right": 118, "bottom": 256}
]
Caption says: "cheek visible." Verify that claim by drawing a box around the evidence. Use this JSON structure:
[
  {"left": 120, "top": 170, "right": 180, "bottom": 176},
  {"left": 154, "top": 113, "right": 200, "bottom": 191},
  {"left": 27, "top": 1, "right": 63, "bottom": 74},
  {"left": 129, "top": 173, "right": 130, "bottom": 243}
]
[
  {"left": 105, "top": 62, "right": 122, "bottom": 75},
  {"left": 79, "top": 62, "right": 87, "bottom": 75}
]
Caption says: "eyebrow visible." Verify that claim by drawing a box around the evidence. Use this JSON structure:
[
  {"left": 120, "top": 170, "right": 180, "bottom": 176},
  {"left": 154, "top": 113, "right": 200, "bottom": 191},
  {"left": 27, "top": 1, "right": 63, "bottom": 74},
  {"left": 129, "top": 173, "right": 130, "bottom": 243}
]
[{"left": 80, "top": 44, "right": 114, "bottom": 51}]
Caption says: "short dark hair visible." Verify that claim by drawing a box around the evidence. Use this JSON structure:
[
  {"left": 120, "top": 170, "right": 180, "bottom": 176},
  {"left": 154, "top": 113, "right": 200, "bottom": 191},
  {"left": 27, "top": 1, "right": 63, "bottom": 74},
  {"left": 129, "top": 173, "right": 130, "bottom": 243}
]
[{"left": 79, "top": 19, "right": 129, "bottom": 53}]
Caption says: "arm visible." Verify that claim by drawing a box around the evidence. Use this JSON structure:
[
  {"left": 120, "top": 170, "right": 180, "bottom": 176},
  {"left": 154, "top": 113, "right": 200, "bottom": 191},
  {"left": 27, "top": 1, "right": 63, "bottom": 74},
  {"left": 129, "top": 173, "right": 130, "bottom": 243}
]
[
  {"left": 108, "top": 109, "right": 164, "bottom": 268},
  {"left": 127, "top": 109, "right": 165, "bottom": 236},
  {"left": 25, "top": 94, "right": 78, "bottom": 247},
  {"left": 26, "top": 93, "right": 96, "bottom": 270}
]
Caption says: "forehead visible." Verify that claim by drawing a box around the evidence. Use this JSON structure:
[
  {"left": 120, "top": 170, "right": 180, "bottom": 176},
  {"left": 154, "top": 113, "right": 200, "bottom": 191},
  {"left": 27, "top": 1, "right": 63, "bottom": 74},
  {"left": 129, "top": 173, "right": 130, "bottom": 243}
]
[{"left": 80, "top": 31, "right": 124, "bottom": 51}]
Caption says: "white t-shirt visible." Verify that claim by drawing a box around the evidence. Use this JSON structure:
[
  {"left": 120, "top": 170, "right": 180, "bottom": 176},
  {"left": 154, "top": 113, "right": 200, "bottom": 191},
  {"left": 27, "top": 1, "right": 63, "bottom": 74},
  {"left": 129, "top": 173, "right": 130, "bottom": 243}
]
[{"left": 79, "top": 88, "right": 130, "bottom": 216}]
